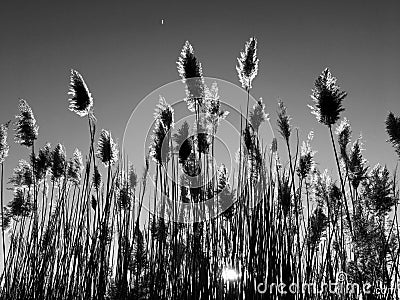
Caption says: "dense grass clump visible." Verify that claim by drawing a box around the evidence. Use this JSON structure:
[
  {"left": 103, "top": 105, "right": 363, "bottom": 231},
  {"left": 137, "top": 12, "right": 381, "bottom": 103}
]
[{"left": 0, "top": 39, "right": 399, "bottom": 300}]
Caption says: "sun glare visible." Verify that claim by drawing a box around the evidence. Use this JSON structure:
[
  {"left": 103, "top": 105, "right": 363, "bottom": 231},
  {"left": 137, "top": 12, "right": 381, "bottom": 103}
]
[{"left": 222, "top": 268, "right": 240, "bottom": 282}]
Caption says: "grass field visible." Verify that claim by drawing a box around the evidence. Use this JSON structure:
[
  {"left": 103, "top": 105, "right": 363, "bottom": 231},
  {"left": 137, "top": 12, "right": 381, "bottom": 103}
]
[{"left": 0, "top": 38, "right": 399, "bottom": 300}]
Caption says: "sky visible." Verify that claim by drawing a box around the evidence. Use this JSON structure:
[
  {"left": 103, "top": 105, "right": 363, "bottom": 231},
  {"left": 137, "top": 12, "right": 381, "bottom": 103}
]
[{"left": 0, "top": 0, "right": 400, "bottom": 205}]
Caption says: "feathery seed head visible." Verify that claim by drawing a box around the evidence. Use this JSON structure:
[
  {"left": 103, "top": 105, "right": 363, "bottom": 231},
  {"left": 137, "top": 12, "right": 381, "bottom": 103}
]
[
  {"left": 0, "top": 122, "right": 10, "bottom": 164},
  {"left": 150, "top": 120, "right": 170, "bottom": 164},
  {"left": 96, "top": 129, "right": 119, "bottom": 167},
  {"left": 150, "top": 98, "right": 174, "bottom": 164},
  {"left": 236, "top": 37, "right": 259, "bottom": 90},
  {"left": 348, "top": 137, "right": 368, "bottom": 189},
  {"left": 277, "top": 100, "right": 291, "bottom": 142},
  {"left": 9, "top": 187, "right": 32, "bottom": 218},
  {"left": 204, "top": 82, "right": 220, "bottom": 113},
  {"left": 9, "top": 160, "right": 33, "bottom": 188},
  {"left": 173, "top": 121, "right": 192, "bottom": 164},
  {"left": 336, "top": 118, "right": 352, "bottom": 161},
  {"left": 15, "top": 99, "right": 39, "bottom": 147},
  {"left": 154, "top": 96, "right": 174, "bottom": 131},
  {"left": 309, "top": 68, "right": 347, "bottom": 126},
  {"left": 250, "top": 97, "right": 269, "bottom": 132},
  {"left": 312, "top": 169, "right": 332, "bottom": 207},
  {"left": 297, "top": 131, "right": 316, "bottom": 179},
  {"left": 204, "top": 83, "right": 229, "bottom": 135},
  {"left": 51, "top": 144, "right": 66, "bottom": 181},
  {"left": 67, "top": 148, "right": 83, "bottom": 185},
  {"left": 68, "top": 69, "right": 94, "bottom": 117},
  {"left": 363, "top": 164, "right": 395, "bottom": 216},
  {"left": 177, "top": 41, "right": 205, "bottom": 112},
  {"left": 93, "top": 165, "right": 102, "bottom": 190},
  {"left": 33, "top": 143, "right": 52, "bottom": 181},
  {"left": 386, "top": 112, "right": 400, "bottom": 158}
]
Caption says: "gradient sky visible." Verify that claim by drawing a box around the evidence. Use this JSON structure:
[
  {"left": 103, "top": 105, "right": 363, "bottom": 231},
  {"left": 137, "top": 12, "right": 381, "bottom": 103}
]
[{"left": 0, "top": 0, "right": 400, "bottom": 203}]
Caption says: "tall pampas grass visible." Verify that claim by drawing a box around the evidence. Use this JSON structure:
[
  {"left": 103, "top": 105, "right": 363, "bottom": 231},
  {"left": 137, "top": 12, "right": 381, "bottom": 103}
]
[
  {"left": 68, "top": 69, "right": 94, "bottom": 117},
  {"left": 14, "top": 99, "right": 39, "bottom": 148},
  {"left": 310, "top": 68, "right": 353, "bottom": 234},
  {"left": 1, "top": 39, "right": 400, "bottom": 300},
  {"left": 8, "top": 187, "right": 32, "bottom": 218},
  {"left": 204, "top": 82, "right": 229, "bottom": 135},
  {"left": 236, "top": 37, "right": 259, "bottom": 120},
  {"left": 297, "top": 131, "right": 316, "bottom": 180},
  {"left": 277, "top": 100, "right": 292, "bottom": 143},
  {"left": 0, "top": 122, "right": 9, "bottom": 294},
  {"left": 0, "top": 123, "right": 10, "bottom": 165},
  {"left": 309, "top": 68, "right": 346, "bottom": 126},
  {"left": 335, "top": 118, "right": 352, "bottom": 162},
  {"left": 173, "top": 121, "right": 192, "bottom": 165},
  {"left": 177, "top": 41, "right": 205, "bottom": 113},
  {"left": 93, "top": 165, "right": 102, "bottom": 190},
  {"left": 386, "top": 112, "right": 400, "bottom": 158},
  {"left": 51, "top": 144, "right": 66, "bottom": 182},
  {"left": 33, "top": 143, "right": 52, "bottom": 182},
  {"left": 96, "top": 128, "right": 119, "bottom": 299},
  {"left": 154, "top": 96, "right": 174, "bottom": 131},
  {"left": 96, "top": 130, "right": 119, "bottom": 167},
  {"left": 347, "top": 137, "right": 368, "bottom": 189},
  {"left": 236, "top": 37, "right": 258, "bottom": 92},
  {"left": 249, "top": 97, "right": 268, "bottom": 133},
  {"left": 363, "top": 164, "right": 395, "bottom": 216},
  {"left": 9, "top": 159, "right": 33, "bottom": 188},
  {"left": 150, "top": 97, "right": 174, "bottom": 164},
  {"left": 67, "top": 148, "right": 83, "bottom": 185}
]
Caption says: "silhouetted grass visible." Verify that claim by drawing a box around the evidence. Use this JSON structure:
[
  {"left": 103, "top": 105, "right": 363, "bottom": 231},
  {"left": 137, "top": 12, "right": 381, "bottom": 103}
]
[{"left": 0, "top": 39, "right": 398, "bottom": 300}]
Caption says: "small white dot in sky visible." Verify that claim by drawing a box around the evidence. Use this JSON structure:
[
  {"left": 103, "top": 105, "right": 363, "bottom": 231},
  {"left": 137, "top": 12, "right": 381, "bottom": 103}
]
[{"left": 161, "top": 19, "right": 164, "bottom": 25}]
